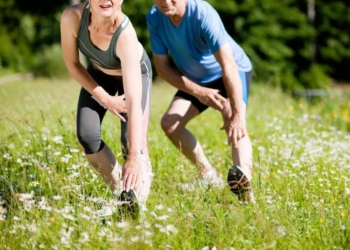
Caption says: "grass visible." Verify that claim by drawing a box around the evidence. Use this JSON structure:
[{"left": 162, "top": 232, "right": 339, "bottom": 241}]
[{"left": 0, "top": 77, "right": 349, "bottom": 250}]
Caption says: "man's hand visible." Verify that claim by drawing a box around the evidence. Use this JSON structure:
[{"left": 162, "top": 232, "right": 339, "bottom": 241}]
[
  {"left": 105, "top": 94, "right": 127, "bottom": 121},
  {"left": 220, "top": 101, "right": 247, "bottom": 148},
  {"left": 221, "top": 114, "right": 247, "bottom": 148},
  {"left": 122, "top": 154, "right": 144, "bottom": 191},
  {"left": 195, "top": 87, "right": 226, "bottom": 111}
]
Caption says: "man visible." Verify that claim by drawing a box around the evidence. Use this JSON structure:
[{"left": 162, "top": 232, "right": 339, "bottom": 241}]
[{"left": 147, "top": 0, "right": 254, "bottom": 202}]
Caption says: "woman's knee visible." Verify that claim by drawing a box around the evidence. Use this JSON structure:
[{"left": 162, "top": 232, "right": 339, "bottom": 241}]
[{"left": 77, "top": 129, "right": 103, "bottom": 154}]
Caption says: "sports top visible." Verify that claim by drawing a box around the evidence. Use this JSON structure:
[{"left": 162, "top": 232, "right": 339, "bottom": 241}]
[
  {"left": 78, "top": 2, "right": 130, "bottom": 70},
  {"left": 147, "top": 0, "right": 252, "bottom": 85}
]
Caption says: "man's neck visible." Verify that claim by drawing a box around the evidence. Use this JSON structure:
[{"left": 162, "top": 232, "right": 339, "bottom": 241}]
[{"left": 169, "top": 0, "right": 187, "bottom": 27}]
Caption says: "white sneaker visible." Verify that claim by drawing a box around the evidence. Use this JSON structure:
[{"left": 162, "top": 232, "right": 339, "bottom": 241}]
[{"left": 200, "top": 168, "right": 225, "bottom": 190}]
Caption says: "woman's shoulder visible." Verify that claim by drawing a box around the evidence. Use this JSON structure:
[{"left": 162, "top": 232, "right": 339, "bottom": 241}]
[{"left": 61, "top": 2, "right": 87, "bottom": 23}]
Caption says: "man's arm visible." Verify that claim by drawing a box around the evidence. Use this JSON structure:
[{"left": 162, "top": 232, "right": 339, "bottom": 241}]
[
  {"left": 214, "top": 42, "right": 247, "bottom": 147},
  {"left": 213, "top": 43, "right": 244, "bottom": 117},
  {"left": 153, "top": 53, "right": 225, "bottom": 110}
]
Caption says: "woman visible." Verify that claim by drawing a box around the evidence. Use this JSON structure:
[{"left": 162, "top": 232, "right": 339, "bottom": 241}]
[{"left": 60, "top": 0, "right": 153, "bottom": 214}]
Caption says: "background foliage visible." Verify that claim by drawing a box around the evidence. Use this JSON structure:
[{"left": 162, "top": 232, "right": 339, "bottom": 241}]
[{"left": 0, "top": 0, "right": 349, "bottom": 91}]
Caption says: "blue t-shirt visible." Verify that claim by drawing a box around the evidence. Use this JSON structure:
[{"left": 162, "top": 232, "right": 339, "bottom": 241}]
[{"left": 146, "top": 0, "right": 252, "bottom": 85}]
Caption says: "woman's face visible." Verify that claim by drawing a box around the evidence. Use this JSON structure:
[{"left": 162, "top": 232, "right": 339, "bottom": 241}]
[{"left": 90, "top": 0, "right": 123, "bottom": 17}]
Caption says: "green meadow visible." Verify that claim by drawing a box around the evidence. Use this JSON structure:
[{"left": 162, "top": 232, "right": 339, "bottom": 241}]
[{"left": 0, "top": 77, "right": 349, "bottom": 250}]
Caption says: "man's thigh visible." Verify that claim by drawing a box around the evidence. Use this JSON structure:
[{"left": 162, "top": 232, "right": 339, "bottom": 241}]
[{"left": 163, "top": 96, "right": 200, "bottom": 127}]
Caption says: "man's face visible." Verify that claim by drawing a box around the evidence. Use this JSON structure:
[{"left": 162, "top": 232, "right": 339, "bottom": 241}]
[{"left": 154, "top": 0, "right": 180, "bottom": 16}]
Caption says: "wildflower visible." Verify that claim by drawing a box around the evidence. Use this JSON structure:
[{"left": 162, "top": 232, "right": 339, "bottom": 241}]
[
  {"left": 320, "top": 219, "right": 325, "bottom": 223},
  {"left": 144, "top": 239, "right": 152, "bottom": 246},
  {"left": 62, "top": 214, "right": 75, "bottom": 221},
  {"left": 3, "top": 153, "right": 12, "bottom": 160},
  {"left": 108, "top": 237, "right": 123, "bottom": 242},
  {"left": 130, "top": 236, "right": 140, "bottom": 242},
  {"left": 143, "top": 231, "right": 153, "bottom": 237},
  {"left": 158, "top": 215, "right": 169, "bottom": 221},
  {"left": 53, "top": 135, "right": 64, "bottom": 144},
  {"left": 36, "top": 152, "right": 44, "bottom": 157},
  {"left": 53, "top": 195, "right": 62, "bottom": 200},
  {"left": 341, "top": 212, "right": 346, "bottom": 217},
  {"left": 29, "top": 181, "right": 40, "bottom": 187},
  {"left": 116, "top": 221, "right": 129, "bottom": 229},
  {"left": 160, "top": 224, "right": 178, "bottom": 235},
  {"left": 61, "top": 154, "right": 72, "bottom": 163},
  {"left": 79, "top": 232, "right": 90, "bottom": 243},
  {"left": 344, "top": 188, "right": 350, "bottom": 195},
  {"left": 277, "top": 226, "right": 286, "bottom": 236},
  {"left": 41, "top": 127, "right": 50, "bottom": 134},
  {"left": 155, "top": 204, "right": 164, "bottom": 210},
  {"left": 28, "top": 222, "right": 37, "bottom": 233}
]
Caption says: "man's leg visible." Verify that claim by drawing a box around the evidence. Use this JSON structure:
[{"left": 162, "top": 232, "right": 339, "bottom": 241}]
[
  {"left": 160, "top": 97, "right": 214, "bottom": 173},
  {"left": 220, "top": 101, "right": 253, "bottom": 178},
  {"left": 221, "top": 100, "right": 254, "bottom": 201}
]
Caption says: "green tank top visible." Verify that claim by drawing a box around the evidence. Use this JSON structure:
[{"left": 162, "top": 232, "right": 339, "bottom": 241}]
[{"left": 77, "top": 2, "right": 130, "bottom": 70}]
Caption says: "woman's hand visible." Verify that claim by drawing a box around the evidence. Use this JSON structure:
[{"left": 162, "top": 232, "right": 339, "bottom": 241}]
[
  {"left": 105, "top": 94, "right": 127, "bottom": 121},
  {"left": 122, "top": 154, "right": 144, "bottom": 191}
]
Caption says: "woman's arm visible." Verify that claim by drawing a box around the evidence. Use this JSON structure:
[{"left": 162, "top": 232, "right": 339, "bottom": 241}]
[{"left": 116, "top": 22, "right": 144, "bottom": 191}]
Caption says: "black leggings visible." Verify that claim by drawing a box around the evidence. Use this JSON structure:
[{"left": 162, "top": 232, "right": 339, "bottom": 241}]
[{"left": 76, "top": 51, "right": 152, "bottom": 156}]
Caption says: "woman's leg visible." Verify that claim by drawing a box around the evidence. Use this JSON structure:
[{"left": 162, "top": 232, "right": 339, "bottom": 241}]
[{"left": 76, "top": 75, "right": 123, "bottom": 192}]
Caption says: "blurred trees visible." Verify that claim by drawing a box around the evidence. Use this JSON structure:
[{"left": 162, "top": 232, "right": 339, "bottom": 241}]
[
  {"left": 0, "top": 0, "right": 349, "bottom": 91},
  {"left": 208, "top": 0, "right": 349, "bottom": 91}
]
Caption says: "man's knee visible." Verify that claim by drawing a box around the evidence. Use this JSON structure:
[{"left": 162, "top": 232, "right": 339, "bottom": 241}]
[{"left": 160, "top": 114, "right": 179, "bottom": 135}]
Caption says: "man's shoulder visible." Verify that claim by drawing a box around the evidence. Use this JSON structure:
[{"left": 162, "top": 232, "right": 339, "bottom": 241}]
[
  {"left": 146, "top": 5, "right": 161, "bottom": 21},
  {"left": 188, "top": 0, "right": 215, "bottom": 19}
]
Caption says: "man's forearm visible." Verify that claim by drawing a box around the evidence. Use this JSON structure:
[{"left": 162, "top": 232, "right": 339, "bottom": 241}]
[
  {"left": 156, "top": 64, "right": 201, "bottom": 96},
  {"left": 222, "top": 65, "right": 244, "bottom": 115}
]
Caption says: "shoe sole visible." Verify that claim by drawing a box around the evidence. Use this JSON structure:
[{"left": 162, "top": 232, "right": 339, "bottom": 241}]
[{"left": 227, "top": 165, "right": 252, "bottom": 198}]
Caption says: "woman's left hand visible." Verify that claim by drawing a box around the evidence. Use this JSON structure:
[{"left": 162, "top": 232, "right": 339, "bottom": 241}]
[{"left": 122, "top": 154, "right": 143, "bottom": 191}]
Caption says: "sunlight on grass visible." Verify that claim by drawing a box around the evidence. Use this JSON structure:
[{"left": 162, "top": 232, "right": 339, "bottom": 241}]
[{"left": 0, "top": 77, "right": 349, "bottom": 249}]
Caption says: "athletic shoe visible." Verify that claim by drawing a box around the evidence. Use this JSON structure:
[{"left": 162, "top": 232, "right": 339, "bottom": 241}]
[
  {"left": 200, "top": 168, "right": 225, "bottom": 190},
  {"left": 227, "top": 165, "right": 254, "bottom": 203},
  {"left": 118, "top": 189, "right": 141, "bottom": 220}
]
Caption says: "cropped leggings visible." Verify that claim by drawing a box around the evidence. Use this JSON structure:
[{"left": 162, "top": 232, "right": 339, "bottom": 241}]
[{"left": 76, "top": 51, "right": 152, "bottom": 156}]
